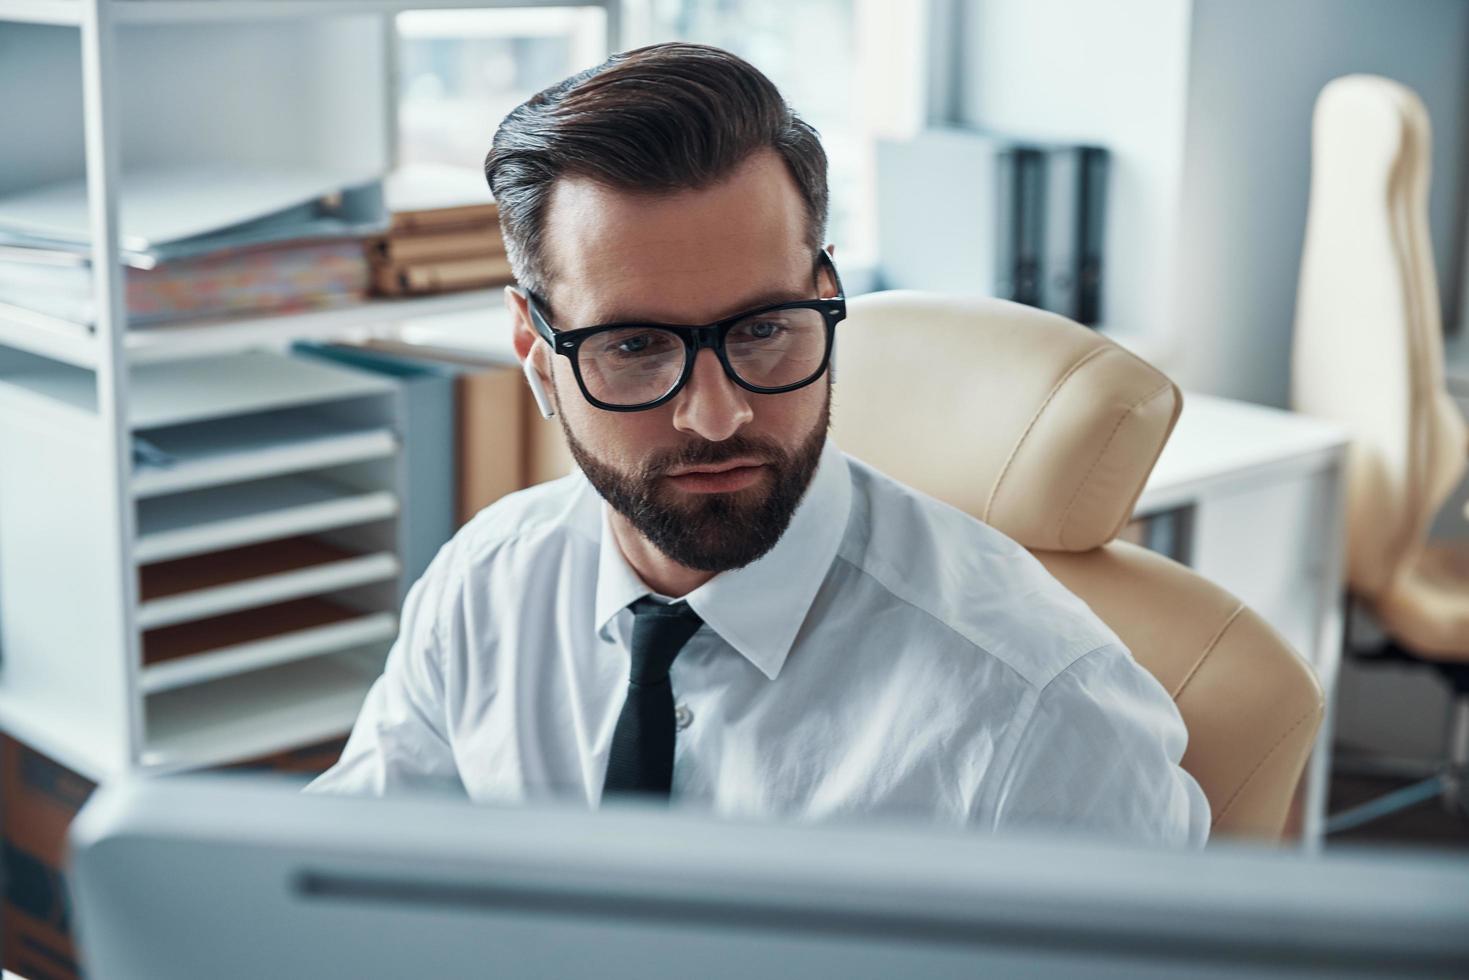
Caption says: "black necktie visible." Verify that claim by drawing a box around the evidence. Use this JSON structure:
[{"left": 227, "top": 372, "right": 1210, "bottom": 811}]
[{"left": 602, "top": 597, "right": 704, "bottom": 800}]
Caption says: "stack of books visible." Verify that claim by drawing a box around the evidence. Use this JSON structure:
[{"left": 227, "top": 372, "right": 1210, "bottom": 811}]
[
  {"left": 0, "top": 165, "right": 384, "bottom": 328},
  {"left": 369, "top": 165, "right": 515, "bottom": 298}
]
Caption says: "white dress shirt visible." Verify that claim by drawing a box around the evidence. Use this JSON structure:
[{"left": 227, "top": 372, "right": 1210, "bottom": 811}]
[{"left": 306, "top": 436, "right": 1210, "bottom": 846}]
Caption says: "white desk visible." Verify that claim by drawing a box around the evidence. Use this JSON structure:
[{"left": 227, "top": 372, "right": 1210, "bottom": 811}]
[{"left": 1136, "top": 393, "right": 1351, "bottom": 850}]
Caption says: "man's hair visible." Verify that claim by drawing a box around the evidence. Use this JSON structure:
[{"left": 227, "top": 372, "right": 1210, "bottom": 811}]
[{"left": 484, "top": 42, "right": 829, "bottom": 300}]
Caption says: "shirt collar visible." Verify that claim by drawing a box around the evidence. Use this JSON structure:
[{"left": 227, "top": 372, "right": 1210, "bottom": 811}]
[{"left": 593, "top": 435, "right": 852, "bottom": 680}]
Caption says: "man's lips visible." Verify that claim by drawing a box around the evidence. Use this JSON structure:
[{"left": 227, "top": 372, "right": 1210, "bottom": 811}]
[
  {"left": 663, "top": 461, "right": 768, "bottom": 494},
  {"left": 665, "top": 458, "right": 766, "bottom": 477}
]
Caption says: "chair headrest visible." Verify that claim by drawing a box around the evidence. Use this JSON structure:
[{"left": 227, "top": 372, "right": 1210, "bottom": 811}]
[{"left": 830, "top": 292, "right": 1181, "bottom": 552}]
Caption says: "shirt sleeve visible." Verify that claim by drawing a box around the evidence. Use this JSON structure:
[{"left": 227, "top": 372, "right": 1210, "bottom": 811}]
[
  {"left": 987, "top": 644, "right": 1211, "bottom": 847},
  {"left": 302, "top": 538, "right": 467, "bottom": 799}
]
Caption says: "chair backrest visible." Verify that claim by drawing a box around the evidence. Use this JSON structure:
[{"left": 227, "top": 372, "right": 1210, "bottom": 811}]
[
  {"left": 830, "top": 292, "right": 1323, "bottom": 839},
  {"left": 1292, "top": 75, "right": 1468, "bottom": 599}
]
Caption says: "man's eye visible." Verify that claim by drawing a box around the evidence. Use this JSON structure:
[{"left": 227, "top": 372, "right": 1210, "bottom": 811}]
[
  {"left": 733, "top": 319, "right": 786, "bottom": 342},
  {"left": 751, "top": 321, "right": 781, "bottom": 339},
  {"left": 601, "top": 331, "right": 674, "bottom": 357}
]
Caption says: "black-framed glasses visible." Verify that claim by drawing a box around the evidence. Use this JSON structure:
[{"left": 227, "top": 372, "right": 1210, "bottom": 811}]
[{"left": 522, "top": 251, "right": 846, "bottom": 412}]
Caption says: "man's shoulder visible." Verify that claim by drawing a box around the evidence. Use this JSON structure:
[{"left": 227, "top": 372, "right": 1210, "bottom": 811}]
[
  {"left": 837, "top": 454, "right": 1123, "bottom": 691},
  {"left": 449, "top": 470, "right": 598, "bottom": 568}
]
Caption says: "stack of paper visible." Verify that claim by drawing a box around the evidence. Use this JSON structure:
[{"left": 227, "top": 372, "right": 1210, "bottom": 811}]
[
  {"left": 0, "top": 165, "right": 385, "bottom": 327},
  {"left": 368, "top": 164, "right": 514, "bottom": 297}
]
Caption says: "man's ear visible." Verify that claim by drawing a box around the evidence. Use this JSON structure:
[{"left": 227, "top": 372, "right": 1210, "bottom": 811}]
[
  {"left": 505, "top": 285, "right": 557, "bottom": 420},
  {"left": 821, "top": 243, "right": 838, "bottom": 297},
  {"left": 506, "top": 286, "right": 538, "bottom": 363}
]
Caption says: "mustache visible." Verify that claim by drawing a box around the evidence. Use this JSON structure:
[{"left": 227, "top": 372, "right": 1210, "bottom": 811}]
[{"left": 641, "top": 435, "right": 786, "bottom": 478}]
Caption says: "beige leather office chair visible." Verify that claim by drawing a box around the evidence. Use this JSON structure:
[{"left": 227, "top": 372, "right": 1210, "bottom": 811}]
[
  {"left": 830, "top": 292, "right": 1323, "bottom": 840},
  {"left": 1292, "top": 75, "right": 1469, "bottom": 831}
]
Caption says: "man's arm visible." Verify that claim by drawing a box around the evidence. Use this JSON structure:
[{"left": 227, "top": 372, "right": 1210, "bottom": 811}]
[
  {"left": 303, "top": 539, "right": 467, "bottom": 798},
  {"left": 985, "top": 643, "right": 1211, "bottom": 847}
]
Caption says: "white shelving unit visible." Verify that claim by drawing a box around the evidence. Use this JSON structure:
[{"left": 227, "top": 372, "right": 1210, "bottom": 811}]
[
  {"left": 0, "top": 346, "right": 410, "bottom": 780},
  {"left": 0, "top": 0, "right": 620, "bottom": 784}
]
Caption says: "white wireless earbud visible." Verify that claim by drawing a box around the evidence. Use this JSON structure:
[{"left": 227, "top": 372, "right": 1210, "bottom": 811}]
[
  {"left": 522, "top": 356, "right": 556, "bottom": 420},
  {"left": 828, "top": 338, "right": 837, "bottom": 384}
]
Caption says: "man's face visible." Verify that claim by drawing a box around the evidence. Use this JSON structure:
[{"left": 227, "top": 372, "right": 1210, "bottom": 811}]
[{"left": 509, "top": 149, "right": 835, "bottom": 573}]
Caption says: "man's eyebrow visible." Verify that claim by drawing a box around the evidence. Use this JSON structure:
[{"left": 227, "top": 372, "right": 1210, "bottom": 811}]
[{"left": 587, "top": 285, "right": 812, "bottom": 326}]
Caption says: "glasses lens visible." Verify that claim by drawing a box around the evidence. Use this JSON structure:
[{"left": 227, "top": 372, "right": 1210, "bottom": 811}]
[
  {"left": 577, "top": 327, "right": 687, "bottom": 406},
  {"left": 724, "top": 307, "right": 829, "bottom": 389}
]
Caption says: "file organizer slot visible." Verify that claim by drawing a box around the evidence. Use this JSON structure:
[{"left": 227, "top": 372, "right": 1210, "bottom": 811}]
[
  {"left": 126, "top": 350, "right": 397, "bottom": 429},
  {"left": 133, "top": 472, "right": 399, "bottom": 564},
  {"left": 137, "top": 534, "right": 402, "bottom": 630},
  {"left": 317, "top": 454, "right": 401, "bottom": 496},
  {"left": 132, "top": 397, "right": 399, "bottom": 498},
  {"left": 139, "top": 593, "right": 397, "bottom": 696},
  {"left": 328, "top": 577, "right": 400, "bottom": 619},
  {"left": 140, "top": 645, "right": 389, "bottom": 774},
  {"left": 315, "top": 517, "right": 401, "bottom": 571}
]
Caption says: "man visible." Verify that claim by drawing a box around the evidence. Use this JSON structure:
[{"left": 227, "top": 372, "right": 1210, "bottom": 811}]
[{"left": 307, "top": 42, "right": 1209, "bottom": 846}]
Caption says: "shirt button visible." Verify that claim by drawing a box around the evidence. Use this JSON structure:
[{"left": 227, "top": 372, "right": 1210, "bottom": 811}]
[{"left": 674, "top": 704, "right": 694, "bottom": 731}]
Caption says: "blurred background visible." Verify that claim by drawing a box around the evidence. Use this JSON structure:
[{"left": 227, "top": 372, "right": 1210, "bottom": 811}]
[{"left": 0, "top": 1, "right": 1467, "bottom": 976}]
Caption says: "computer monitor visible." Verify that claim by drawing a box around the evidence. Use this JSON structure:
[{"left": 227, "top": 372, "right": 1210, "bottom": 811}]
[{"left": 67, "top": 773, "right": 1469, "bottom": 979}]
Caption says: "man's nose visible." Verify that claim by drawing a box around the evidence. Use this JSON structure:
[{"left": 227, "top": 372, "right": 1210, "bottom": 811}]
[{"left": 671, "top": 348, "right": 754, "bottom": 441}]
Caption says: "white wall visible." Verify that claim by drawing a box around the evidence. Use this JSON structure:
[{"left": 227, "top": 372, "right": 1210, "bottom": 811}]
[
  {"left": 1170, "top": 0, "right": 1469, "bottom": 407},
  {"left": 956, "top": 0, "right": 1469, "bottom": 407},
  {"left": 955, "top": 0, "right": 1194, "bottom": 348}
]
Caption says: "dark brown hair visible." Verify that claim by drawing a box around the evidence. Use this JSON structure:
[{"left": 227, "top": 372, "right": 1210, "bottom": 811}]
[{"left": 484, "top": 42, "right": 829, "bottom": 300}]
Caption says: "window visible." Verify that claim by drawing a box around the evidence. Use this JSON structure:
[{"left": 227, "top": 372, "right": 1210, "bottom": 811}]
[
  {"left": 395, "top": 2, "right": 923, "bottom": 282},
  {"left": 395, "top": 7, "right": 610, "bottom": 174},
  {"left": 625, "top": 0, "right": 865, "bottom": 259}
]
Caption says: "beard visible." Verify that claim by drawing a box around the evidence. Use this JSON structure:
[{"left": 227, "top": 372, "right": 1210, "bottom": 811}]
[{"left": 560, "top": 385, "right": 831, "bottom": 574}]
